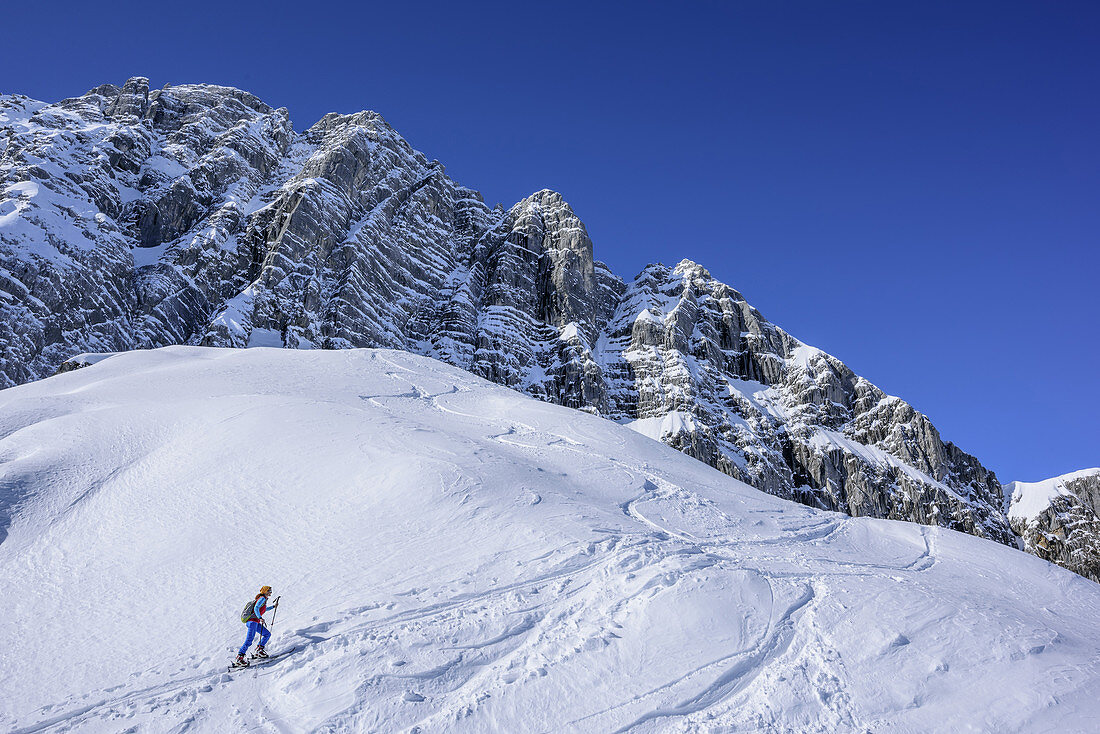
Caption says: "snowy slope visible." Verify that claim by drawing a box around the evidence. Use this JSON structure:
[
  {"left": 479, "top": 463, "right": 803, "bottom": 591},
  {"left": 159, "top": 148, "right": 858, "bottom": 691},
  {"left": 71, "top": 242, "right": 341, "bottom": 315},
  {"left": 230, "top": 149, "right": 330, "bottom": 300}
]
[{"left": 1, "top": 348, "right": 1098, "bottom": 733}]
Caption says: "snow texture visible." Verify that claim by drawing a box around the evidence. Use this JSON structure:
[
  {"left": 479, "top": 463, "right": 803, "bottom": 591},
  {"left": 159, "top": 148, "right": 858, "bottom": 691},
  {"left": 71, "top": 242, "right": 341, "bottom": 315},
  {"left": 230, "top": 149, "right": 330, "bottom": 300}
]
[{"left": 0, "top": 347, "right": 1098, "bottom": 732}]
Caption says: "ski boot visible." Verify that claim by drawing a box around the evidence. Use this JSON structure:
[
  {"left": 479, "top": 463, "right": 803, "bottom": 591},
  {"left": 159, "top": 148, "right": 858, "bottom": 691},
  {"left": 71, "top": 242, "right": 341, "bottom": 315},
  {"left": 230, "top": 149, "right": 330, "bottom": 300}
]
[
  {"left": 252, "top": 645, "right": 269, "bottom": 659},
  {"left": 232, "top": 653, "right": 250, "bottom": 668}
]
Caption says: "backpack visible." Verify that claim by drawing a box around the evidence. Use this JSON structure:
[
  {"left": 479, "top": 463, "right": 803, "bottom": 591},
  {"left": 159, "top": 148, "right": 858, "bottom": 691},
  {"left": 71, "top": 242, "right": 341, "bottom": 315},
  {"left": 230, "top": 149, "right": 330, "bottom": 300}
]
[{"left": 241, "top": 598, "right": 257, "bottom": 624}]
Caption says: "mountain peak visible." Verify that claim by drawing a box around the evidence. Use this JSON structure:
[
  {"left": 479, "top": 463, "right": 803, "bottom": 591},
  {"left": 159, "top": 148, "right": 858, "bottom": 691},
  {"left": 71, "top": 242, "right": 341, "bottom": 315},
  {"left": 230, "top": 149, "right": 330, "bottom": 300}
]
[
  {"left": 514, "top": 188, "right": 572, "bottom": 211},
  {"left": 672, "top": 258, "right": 712, "bottom": 280},
  {"left": 309, "top": 108, "right": 391, "bottom": 134}
]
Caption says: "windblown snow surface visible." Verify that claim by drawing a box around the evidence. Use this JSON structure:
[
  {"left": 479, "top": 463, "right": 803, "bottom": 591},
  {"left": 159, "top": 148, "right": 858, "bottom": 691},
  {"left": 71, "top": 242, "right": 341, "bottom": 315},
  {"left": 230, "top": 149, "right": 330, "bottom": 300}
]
[{"left": 1, "top": 347, "right": 1098, "bottom": 733}]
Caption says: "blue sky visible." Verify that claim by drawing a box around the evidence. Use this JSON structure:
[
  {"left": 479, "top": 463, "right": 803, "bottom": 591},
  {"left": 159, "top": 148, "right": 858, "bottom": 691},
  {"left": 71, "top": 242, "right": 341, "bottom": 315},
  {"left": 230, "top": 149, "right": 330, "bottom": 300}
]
[{"left": 5, "top": 1, "right": 1097, "bottom": 482}]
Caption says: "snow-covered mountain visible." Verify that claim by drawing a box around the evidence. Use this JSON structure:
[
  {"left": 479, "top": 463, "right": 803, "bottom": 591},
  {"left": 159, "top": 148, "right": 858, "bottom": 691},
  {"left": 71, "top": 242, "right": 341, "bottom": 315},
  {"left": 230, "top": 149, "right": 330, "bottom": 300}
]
[
  {"left": 1004, "top": 469, "right": 1100, "bottom": 582},
  {"left": 1, "top": 347, "right": 1098, "bottom": 732},
  {"left": 0, "top": 78, "right": 1070, "bottom": 574}
]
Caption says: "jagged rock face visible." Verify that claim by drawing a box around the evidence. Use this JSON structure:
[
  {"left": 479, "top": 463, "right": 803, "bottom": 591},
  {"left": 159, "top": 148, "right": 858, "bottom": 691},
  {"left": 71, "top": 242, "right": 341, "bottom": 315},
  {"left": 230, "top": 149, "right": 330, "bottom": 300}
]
[
  {"left": 0, "top": 79, "right": 292, "bottom": 380},
  {"left": 1004, "top": 470, "right": 1100, "bottom": 582},
  {"left": 455, "top": 190, "right": 623, "bottom": 412},
  {"left": 0, "top": 78, "right": 1059, "bottom": 568},
  {"left": 592, "top": 262, "right": 1012, "bottom": 544}
]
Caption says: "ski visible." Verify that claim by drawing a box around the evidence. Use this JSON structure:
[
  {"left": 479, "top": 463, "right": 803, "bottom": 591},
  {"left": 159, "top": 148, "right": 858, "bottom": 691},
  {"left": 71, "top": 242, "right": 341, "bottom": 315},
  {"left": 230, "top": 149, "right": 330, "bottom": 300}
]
[{"left": 227, "top": 646, "right": 298, "bottom": 672}]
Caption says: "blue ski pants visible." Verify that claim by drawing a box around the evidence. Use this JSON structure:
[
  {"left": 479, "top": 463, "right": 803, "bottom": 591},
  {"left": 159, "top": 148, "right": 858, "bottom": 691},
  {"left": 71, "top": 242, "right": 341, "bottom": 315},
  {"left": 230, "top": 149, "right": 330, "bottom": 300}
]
[{"left": 239, "top": 620, "right": 271, "bottom": 655}]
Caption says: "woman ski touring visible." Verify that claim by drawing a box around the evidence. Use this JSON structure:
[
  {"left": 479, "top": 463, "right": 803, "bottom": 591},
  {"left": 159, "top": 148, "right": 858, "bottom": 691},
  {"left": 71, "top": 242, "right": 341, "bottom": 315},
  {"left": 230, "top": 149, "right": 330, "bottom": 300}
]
[{"left": 234, "top": 585, "right": 278, "bottom": 668}]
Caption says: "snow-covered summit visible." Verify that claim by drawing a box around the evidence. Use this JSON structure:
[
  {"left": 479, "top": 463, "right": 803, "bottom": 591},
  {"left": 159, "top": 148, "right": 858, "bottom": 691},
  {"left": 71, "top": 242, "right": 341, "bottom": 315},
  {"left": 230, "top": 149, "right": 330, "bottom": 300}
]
[
  {"left": 1, "top": 346, "right": 1098, "bottom": 732},
  {"left": 671, "top": 257, "right": 713, "bottom": 279}
]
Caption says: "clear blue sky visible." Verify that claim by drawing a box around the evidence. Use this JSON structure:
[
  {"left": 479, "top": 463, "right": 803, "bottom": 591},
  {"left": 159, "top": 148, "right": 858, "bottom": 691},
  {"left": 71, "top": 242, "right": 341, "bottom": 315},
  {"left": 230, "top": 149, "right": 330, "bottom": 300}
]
[{"left": 5, "top": 1, "right": 1097, "bottom": 482}]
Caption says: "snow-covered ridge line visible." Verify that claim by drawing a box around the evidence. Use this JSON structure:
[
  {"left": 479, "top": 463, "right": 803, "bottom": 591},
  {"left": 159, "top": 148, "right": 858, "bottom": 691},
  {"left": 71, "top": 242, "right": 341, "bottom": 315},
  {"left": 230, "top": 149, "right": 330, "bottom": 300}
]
[
  {"left": 2, "top": 78, "right": 1095, "bottom": 579},
  {"left": 1005, "top": 468, "right": 1100, "bottom": 522},
  {"left": 2, "top": 346, "right": 1099, "bottom": 732}
]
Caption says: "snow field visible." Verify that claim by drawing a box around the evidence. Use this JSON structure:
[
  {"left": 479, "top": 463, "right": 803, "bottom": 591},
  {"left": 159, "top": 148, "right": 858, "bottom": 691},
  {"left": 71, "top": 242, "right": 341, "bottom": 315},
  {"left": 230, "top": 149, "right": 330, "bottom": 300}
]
[{"left": 0, "top": 347, "right": 1098, "bottom": 732}]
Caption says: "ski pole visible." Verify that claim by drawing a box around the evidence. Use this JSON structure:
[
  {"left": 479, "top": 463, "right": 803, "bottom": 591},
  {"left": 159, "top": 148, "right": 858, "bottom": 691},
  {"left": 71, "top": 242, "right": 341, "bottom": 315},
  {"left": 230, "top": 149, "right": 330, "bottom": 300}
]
[{"left": 269, "top": 595, "right": 281, "bottom": 632}]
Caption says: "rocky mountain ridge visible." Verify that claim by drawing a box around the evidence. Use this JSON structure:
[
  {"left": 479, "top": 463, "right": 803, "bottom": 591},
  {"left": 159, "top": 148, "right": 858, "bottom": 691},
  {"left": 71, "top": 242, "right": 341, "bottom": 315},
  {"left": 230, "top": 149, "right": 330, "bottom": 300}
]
[
  {"left": 2, "top": 77, "right": 1086, "bottom": 574},
  {"left": 1004, "top": 469, "right": 1100, "bottom": 582}
]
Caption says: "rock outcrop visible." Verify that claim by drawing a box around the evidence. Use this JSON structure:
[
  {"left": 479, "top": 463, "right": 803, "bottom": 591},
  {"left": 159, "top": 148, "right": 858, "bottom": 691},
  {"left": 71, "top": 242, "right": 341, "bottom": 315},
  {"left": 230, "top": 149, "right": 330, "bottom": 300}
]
[
  {"left": 1, "top": 78, "right": 1064, "bottom": 568},
  {"left": 1004, "top": 470, "right": 1100, "bottom": 582}
]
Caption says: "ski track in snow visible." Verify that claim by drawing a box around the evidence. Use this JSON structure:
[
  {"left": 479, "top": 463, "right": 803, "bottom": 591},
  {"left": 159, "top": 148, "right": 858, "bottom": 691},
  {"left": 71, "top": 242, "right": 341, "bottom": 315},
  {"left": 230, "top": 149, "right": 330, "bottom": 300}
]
[{"left": 1, "top": 347, "right": 1099, "bottom": 732}]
